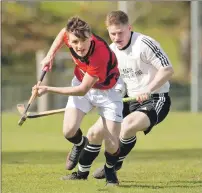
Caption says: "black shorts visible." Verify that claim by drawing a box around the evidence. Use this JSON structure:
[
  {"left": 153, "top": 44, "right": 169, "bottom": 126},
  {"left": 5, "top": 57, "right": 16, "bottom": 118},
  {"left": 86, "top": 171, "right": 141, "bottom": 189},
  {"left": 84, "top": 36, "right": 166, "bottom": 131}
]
[{"left": 123, "top": 93, "right": 171, "bottom": 135}]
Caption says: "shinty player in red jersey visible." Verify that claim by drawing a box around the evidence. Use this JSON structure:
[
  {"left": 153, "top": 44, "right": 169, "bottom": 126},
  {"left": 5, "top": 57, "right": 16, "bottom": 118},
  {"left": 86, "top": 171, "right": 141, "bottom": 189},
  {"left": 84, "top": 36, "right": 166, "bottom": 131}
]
[{"left": 32, "top": 16, "right": 124, "bottom": 185}]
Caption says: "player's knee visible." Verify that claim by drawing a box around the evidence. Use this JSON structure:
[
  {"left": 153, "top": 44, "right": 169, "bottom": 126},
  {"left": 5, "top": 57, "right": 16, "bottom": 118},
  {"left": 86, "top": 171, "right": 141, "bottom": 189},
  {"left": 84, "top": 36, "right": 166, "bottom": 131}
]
[
  {"left": 87, "top": 127, "right": 104, "bottom": 143},
  {"left": 62, "top": 124, "right": 77, "bottom": 138},
  {"left": 121, "top": 112, "right": 150, "bottom": 138},
  {"left": 120, "top": 128, "right": 137, "bottom": 139},
  {"left": 121, "top": 120, "right": 139, "bottom": 138}
]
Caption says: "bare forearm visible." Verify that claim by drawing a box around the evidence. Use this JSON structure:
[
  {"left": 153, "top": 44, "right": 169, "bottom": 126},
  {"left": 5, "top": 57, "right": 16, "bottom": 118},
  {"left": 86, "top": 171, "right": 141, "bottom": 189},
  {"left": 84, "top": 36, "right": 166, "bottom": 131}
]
[
  {"left": 47, "top": 86, "right": 87, "bottom": 96},
  {"left": 46, "top": 28, "right": 65, "bottom": 59},
  {"left": 35, "top": 73, "right": 98, "bottom": 97},
  {"left": 46, "top": 41, "right": 64, "bottom": 59},
  {"left": 148, "top": 67, "right": 174, "bottom": 92}
]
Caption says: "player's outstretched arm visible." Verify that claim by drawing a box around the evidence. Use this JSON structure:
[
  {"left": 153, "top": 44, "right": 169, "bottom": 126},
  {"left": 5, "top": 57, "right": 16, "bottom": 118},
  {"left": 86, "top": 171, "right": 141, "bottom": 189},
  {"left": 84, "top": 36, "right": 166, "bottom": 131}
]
[
  {"left": 33, "top": 73, "right": 99, "bottom": 97},
  {"left": 40, "top": 28, "right": 66, "bottom": 71},
  {"left": 46, "top": 28, "right": 66, "bottom": 59}
]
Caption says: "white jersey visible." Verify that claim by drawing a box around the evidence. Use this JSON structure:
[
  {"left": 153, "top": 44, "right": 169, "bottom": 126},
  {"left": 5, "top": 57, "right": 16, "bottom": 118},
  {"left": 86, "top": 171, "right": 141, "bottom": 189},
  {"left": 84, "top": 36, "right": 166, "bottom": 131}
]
[{"left": 110, "top": 32, "right": 172, "bottom": 97}]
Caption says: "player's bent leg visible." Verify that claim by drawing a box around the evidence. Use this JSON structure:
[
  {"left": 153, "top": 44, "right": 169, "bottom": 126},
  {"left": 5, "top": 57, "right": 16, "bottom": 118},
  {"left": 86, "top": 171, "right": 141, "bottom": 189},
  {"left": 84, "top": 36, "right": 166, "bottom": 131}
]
[
  {"left": 63, "top": 108, "right": 87, "bottom": 170},
  {"left": 93, "top": 101, "right": 122, "bottom": 182},
  {"left": 91, "top": 118, "right": 121, "bottom": 183},
  {"left": 117, "top": 111, "right": 150, "bottom": 167},
  {"left": 103, "top": 118, "right": 121, "bottom": 185},
  {"left": 93, "top": 111, "right": 150, "bottom": 179},
  {"left": 61, "top": 141, "right": 102, "bottom": 181},
  {"left": 90, "top": 91, "right": 123, "bottom": 184},
  {"left": 115, "top": 95, "right": 171, "bottom": 174},
  {"left": 65, "top": 118, "right": 105, "bottom": 180}
]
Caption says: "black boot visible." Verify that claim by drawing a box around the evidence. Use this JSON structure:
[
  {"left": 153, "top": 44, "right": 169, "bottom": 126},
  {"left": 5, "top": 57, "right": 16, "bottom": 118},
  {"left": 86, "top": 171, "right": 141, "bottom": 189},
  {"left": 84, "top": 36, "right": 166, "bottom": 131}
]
[
  {"left": 93, "top": 162, "right": 122, "bottom": 179},
  {"left": 104, "top": 165, "right": 119, "bottom": 186},
  {"left": 61, "top": 171, "right": 89, "bottom": 180},
  {"left": 66, "top": 137, "right": 88, "bottom": 170}
]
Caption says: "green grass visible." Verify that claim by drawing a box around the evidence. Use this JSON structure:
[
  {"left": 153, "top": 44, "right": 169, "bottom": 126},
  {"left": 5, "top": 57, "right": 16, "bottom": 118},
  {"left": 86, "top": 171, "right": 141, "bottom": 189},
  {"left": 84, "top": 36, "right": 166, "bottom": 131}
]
[{"left": 2, "top": 112, "right": 202, "bottom": 193}]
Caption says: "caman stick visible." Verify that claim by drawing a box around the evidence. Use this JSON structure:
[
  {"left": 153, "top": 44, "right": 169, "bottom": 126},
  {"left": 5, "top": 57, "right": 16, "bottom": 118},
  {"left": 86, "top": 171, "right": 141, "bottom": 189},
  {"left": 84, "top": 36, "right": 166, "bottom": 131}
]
[
  {"left": 17, "top": 96, "right": 139, "bottom": 119},
  {"left": 17, "top": 66, "right": 48, "bottom": 126}
]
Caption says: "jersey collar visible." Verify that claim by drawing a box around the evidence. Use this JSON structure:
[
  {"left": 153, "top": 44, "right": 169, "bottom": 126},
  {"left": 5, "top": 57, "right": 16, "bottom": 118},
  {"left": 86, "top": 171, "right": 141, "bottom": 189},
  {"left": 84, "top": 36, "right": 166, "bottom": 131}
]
[{"left": 118, "top": 31, "right": 133, "bottom": 51}]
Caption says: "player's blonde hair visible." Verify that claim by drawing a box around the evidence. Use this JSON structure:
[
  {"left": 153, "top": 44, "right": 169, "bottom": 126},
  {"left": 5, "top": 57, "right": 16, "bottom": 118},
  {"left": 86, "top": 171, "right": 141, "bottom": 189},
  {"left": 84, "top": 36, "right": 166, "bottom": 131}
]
[
  {"left": 66, "top": 16, "right": 91, "bottom": 41},
  {"left": 105, "top": 10, "right": 129, "bottom": 27}
]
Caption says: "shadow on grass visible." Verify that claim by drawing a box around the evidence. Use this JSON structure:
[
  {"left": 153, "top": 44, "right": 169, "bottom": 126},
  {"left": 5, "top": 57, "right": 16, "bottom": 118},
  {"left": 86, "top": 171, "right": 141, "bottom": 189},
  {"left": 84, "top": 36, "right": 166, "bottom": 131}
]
[
  {"left": 2, "top": 148, "right": 202, "bottom": 164},
  {"left": 119, "top": 180, "right": 202, "bottom": 189},
  {"left": 119, "top": 184, "right": 202, "bottom": 189},
  {"left": 96, "top": 180, "right": 202, "bottom": 191}
]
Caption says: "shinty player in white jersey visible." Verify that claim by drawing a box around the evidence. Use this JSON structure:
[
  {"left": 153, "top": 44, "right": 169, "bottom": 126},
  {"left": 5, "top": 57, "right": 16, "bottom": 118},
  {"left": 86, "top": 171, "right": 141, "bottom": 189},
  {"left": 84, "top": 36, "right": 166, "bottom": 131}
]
[
  {"left": 90, "top": 10, "right": 174, "bottom": 180},
  {"left": 67, "top": 10, "right": 174, "bottom": 182}
]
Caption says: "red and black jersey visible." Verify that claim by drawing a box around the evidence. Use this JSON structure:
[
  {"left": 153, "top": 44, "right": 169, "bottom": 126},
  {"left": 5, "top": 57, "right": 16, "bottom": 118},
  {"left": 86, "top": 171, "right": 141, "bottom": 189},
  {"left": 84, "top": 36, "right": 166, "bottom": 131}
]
[{"left": 63, "top": 32, "right": 120, "bottom": 90}]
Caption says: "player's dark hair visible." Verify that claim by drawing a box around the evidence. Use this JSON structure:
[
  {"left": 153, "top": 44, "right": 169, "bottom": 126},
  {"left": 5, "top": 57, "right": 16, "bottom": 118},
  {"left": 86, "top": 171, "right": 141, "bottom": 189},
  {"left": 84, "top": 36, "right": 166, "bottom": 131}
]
[
  {"left": 66, "top": 16, "right": 91, "bottom": 41},
  {"left": 105, "top": 10, "right": 129, "bottom": 27}
]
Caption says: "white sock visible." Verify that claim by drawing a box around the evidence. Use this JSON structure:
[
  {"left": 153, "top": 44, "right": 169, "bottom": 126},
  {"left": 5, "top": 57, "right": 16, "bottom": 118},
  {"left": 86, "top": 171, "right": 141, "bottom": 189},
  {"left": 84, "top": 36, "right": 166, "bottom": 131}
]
[{"left": 75, "top": 136, "right": 84, "bottom": 146}]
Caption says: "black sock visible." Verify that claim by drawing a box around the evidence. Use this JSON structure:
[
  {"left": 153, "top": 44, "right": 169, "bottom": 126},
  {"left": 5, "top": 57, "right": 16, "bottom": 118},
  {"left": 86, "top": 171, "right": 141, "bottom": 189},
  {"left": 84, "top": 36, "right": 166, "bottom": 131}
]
[
  {"left": 117, "top": 136, "right": 137, "bottom": 168},
  {"left": 65, "top": 128, "right": 84, "bottom": 146},
  {"left": 78, "top": 143, "right": 101, "bottom": 173},
  {"left": 105, "top": 149, "right": 120, "bottom": 169}
]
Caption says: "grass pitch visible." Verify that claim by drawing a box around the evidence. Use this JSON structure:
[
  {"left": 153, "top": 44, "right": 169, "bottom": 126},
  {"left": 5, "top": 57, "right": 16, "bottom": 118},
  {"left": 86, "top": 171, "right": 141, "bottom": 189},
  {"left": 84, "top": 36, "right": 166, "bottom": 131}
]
[{"left": 2, "top": 112, "right": 202, "bottom": 193}]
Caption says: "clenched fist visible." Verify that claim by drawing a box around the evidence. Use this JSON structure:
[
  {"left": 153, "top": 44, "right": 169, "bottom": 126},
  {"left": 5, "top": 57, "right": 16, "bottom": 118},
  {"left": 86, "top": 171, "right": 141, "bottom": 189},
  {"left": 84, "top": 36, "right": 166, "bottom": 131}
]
[{"left": 32, "top": 85, "right": 48, "bottom": 97}]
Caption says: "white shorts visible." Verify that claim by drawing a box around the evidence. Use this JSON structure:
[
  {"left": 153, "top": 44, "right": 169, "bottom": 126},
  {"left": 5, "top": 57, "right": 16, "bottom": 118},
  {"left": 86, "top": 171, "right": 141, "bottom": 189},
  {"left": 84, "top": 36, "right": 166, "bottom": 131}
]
[{"left": 66, "top": 76, "right": 124, "bottom": 122}]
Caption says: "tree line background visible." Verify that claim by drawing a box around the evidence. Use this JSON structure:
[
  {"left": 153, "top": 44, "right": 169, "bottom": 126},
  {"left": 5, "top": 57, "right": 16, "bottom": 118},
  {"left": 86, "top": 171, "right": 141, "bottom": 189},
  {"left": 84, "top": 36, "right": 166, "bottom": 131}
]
[{"left": 2, "top": 1, "right": 191, "bottom": 111}]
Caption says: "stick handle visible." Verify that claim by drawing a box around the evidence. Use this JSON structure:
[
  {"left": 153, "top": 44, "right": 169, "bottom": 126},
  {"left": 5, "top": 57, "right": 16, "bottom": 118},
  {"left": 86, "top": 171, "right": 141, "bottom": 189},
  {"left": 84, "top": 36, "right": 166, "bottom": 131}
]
[
  {"left": 39, "top": 66, "right": 48, "bottom": 81},
  {"left": 24, "top": 66, "right": 49, "bottom": 113},
  {"left": 122, "top": 97, "right": 137, "bottom": 102},
  {"left": 122, "top": 95, "right": 152, "bottom": 103},
  {"left": 27, "top": 89, "right": 38, "bottom": 106},
  {"left": 28, "top": 108, "right": 66, "bottom": 118}
]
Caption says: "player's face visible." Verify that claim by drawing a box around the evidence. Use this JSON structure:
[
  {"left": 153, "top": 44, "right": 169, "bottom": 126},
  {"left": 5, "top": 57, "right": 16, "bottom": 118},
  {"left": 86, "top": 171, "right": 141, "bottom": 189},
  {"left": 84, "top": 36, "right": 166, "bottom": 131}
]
[
  {"left": 68, "top": 32, "right": 91, "bottom": 57},
  {"left": 107, "top": 24, "right": 131, "bottom": 49}
]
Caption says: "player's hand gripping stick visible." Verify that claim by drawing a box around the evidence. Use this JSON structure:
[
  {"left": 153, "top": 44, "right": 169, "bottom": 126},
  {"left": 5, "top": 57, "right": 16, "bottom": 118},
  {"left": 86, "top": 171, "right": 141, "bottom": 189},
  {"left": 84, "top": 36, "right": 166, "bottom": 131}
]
[{"left": 18, "top": 66, "right": 48, "bottom": 126}]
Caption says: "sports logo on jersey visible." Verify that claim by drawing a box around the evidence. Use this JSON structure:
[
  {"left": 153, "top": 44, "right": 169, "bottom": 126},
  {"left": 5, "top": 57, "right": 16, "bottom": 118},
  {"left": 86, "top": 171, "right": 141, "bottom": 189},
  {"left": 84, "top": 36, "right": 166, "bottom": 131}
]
[{"left": 120, "top": 68, "right": 143, "bottom": 79}]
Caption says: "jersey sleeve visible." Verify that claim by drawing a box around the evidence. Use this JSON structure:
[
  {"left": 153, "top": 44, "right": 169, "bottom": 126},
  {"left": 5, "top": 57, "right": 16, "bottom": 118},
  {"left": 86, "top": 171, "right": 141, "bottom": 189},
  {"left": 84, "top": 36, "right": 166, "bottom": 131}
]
[
  {"left": 140, "top": 36, "right": 172, "bottom": 69},
  {"left": 86, "top": 46, "right": 109, "bottom": 82}
]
